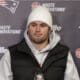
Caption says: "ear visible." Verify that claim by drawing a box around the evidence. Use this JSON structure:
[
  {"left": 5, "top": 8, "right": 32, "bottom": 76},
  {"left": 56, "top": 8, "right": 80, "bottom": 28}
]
[{"left": 49, "top": 27, "right": 53, "bottom": 33}]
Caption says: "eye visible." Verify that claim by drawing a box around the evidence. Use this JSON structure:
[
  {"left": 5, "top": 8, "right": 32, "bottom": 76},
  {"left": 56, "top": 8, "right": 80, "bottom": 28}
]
[
  {"left": 30, "top": 22, "right": 37, "bottom": 27},
  {"left": 31, "top": 23, "right": 37, "bottom": 27},
  {"left": 40, "top": 23, "right": 48, "bottom": 27}
]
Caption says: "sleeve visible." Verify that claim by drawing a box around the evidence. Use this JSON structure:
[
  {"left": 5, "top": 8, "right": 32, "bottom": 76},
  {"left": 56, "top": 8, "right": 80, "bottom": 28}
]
[
  {"left": 64, "top": 51, "right": 80, "bottom": 80},
  {"left": 0, "top": 48, "right": 13, "bottom": 80}
]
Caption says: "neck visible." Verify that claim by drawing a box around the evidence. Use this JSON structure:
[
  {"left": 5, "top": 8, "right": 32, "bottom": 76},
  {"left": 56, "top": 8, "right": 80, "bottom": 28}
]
[{"left": 32, "top": 40, "right": 49, "bottom": 51}]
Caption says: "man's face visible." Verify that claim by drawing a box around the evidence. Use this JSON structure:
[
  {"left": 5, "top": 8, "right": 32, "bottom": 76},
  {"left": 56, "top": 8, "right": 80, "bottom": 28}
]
[{"left": 27, "top": 21, "right": 50, "bottom": 44}]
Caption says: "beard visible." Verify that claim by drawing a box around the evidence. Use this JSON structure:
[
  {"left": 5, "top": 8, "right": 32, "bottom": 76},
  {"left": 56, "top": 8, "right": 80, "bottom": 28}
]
[
  {"left": 29, "top": 36, "right": 48, "bottom": 44},
  {"left": 28, "top": 33, "right": 49, "bottom": 44}
]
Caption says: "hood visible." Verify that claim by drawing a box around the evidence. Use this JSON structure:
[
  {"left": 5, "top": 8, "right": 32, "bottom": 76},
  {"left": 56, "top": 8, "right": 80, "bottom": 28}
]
[
  {"left": 24, "top": 6, "right": 60, "bottom": 53},
  {"left": 24, "top": 26, "right": 60, "bottom": 53}
]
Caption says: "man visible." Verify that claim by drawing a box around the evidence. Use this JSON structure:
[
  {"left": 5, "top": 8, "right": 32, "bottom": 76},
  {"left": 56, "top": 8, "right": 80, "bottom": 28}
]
[{"left": 0, "top": 6, "right": 80, "bottom": 80}]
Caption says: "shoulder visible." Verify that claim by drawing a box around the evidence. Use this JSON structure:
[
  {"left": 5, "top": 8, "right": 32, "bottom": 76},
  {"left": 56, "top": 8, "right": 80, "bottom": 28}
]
[
  {"left": 8, "top": 39, "right": 30, "bottom": 55},
  {"left": 50, "top": 42, "right": 69, "bottom": 58},
  {"left": 55, "top": 42, "right": 69, "bottom": 52},
  {"left": 8, "top": 39, "right": 26, "bottom": 51}
]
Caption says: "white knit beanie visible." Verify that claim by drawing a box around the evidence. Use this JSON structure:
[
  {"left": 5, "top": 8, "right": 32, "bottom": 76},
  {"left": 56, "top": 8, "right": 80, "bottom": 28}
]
[{"left": 27, "top": 6, "right": 53, "bottom": 30}]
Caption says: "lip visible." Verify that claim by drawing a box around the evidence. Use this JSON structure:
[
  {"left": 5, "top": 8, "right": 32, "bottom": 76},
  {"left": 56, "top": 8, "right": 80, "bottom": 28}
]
[{"left": 35, "top": 34, "right": 42, "bottom": 37}]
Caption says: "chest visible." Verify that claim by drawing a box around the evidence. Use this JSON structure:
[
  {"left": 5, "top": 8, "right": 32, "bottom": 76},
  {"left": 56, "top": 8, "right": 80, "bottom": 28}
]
[{"left": 11, "top": 50, "right": 67, "bottom": 80}]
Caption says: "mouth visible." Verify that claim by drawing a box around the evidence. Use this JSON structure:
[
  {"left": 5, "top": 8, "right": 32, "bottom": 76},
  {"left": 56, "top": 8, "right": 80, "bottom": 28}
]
[{"left": 35, "top": 34, "right": 42, "bottom": 37}]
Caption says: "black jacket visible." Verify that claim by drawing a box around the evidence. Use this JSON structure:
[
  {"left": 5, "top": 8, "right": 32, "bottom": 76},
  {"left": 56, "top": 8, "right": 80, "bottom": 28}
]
[{"left": 9, "top": 39, "right": 69, "bottom": 80}]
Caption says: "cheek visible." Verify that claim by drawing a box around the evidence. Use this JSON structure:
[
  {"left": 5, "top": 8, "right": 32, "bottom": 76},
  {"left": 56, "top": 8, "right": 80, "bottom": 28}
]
[
  {"left": 42, "top": 29, "right": 49, "bottom": 35},
  {"left": 28, "top": 28, "right": 35, "bottom": 33},
  {"left": 28, "top": 29, "right": 35, "bottom": 37}
]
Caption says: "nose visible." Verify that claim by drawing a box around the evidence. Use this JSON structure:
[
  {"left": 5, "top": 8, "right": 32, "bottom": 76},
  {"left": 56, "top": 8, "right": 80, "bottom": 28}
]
[{"left": 36, "top": 25, "right": 40, "bottom": 32}]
